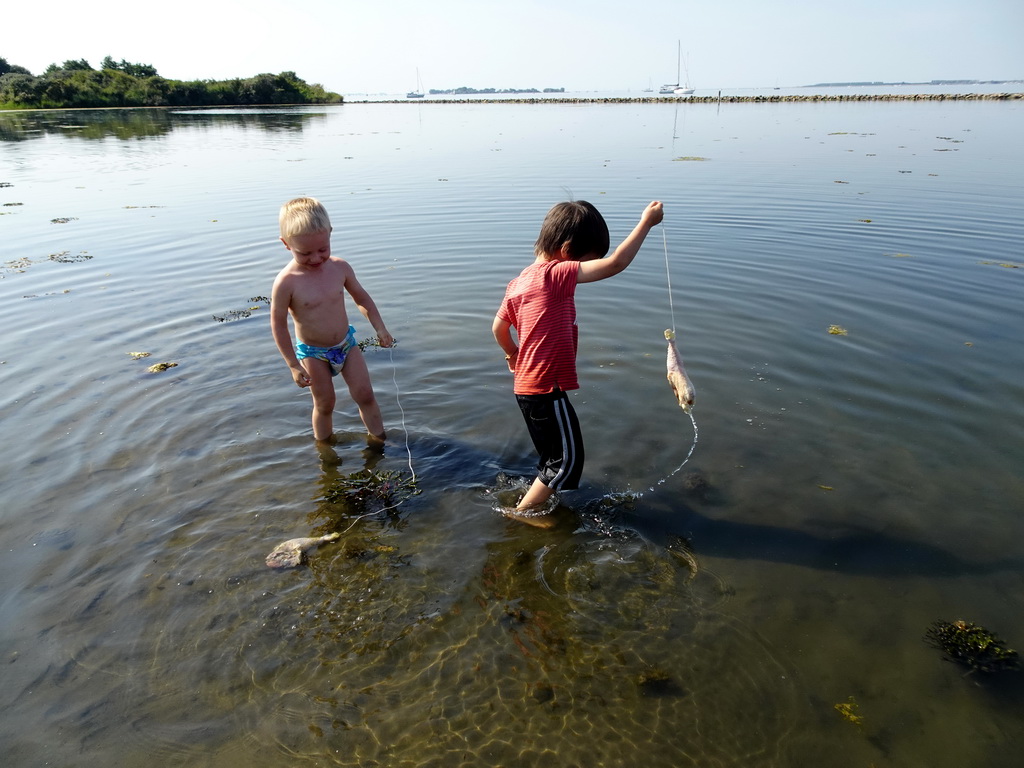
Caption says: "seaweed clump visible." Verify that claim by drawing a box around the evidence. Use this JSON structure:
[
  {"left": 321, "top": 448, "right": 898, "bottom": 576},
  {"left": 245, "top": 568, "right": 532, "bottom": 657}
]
[
  {"left": 925, "top": 620, "right": 1020, "bottom": 674},
  {"left": 358, "top": 336, "right": 399, "bottom": 351},
  {"left": 323, "top": 469, "right": 418, "bottom": 512},
  {"left": 212, "top": 296, "right": 269, "bottom": 323}
]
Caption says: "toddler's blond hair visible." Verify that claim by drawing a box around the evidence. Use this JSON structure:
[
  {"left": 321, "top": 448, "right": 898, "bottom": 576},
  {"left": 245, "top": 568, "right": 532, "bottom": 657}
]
[{"left": 279, "top": 197, "right": 332, "bottom": 239}]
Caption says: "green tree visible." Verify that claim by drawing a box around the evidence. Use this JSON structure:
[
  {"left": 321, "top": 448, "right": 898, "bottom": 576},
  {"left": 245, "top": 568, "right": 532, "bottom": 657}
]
[
  {"left": 0, "top": 72, "right": 42, "bottom": 105},
  {"left": 1, "top": 61, "right": 339, "bottom": 108},
  {"left": 125, "top": 62, "right": 158, "bottom": 78},
  {"left": 100, "top": 57, "right": 158, "bottom": 78},
  {"left": 126, "top": 76, "right": 171, "bottom": 106},
  {"left": 60, "top": 59, "right": 94, "bottom": 71},
  {"left": 0, "top": 58, "right": 33, "bottom": 77},
  {"left": 166, "top": 79, "right": 212, "bottom": 106}
]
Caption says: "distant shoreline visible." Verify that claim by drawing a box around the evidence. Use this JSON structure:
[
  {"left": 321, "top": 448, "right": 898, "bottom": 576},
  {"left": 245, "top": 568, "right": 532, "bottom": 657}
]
[
  {"left": 362, "top": 92, "right": 1024, "bottom": 105},
  {"left": 803, "top": 80, "right": 1022, "bottom": 87},
  {"left": 4, "top": 92, "right": 1020, "bottom": 115}
]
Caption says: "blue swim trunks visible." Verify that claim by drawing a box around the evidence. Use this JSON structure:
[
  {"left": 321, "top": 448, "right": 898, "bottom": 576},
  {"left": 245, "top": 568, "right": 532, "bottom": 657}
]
[{"left": 296, "top": 325, "right": 358, "bottom": 377}]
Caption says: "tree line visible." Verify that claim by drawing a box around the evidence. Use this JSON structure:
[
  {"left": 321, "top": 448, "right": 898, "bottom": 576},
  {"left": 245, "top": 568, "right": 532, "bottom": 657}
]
[{"left": 0, "top": 57, "right": 341, "bottom": 109}]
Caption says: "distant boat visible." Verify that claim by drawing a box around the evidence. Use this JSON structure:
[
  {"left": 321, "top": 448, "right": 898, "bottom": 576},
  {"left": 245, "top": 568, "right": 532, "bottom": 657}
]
[
  {"left": 406, "top": 68, "right": 425, "bottom": 99},
  {"left": 643, "top": 78, "right": 654, "bottom": 93},
  {"left": 660, "top": 41, "right": 694, "bottom": 95}
]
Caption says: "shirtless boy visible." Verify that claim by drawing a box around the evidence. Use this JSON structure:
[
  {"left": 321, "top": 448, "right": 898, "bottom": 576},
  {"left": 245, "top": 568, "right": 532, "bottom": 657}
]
[{"left": 271, "top": 197, "right": 393, "bottom": 443}]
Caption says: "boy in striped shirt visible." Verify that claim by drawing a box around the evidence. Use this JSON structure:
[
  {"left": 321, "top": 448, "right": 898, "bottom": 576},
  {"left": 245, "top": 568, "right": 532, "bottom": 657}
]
[{"left": 493, "top": 199, "right": 663, "bottom": 525}]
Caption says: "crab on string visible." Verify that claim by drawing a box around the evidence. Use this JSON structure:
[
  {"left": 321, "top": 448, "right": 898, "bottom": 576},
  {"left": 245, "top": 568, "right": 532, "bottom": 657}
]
[{"left": 925, "top": 620, "right": 1020, "bottom": 675}]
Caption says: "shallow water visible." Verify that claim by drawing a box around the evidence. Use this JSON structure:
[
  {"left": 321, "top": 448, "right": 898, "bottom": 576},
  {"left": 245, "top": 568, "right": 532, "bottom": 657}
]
[{"left": 1, "top": 98, "right": 1023, "bottom": 767}]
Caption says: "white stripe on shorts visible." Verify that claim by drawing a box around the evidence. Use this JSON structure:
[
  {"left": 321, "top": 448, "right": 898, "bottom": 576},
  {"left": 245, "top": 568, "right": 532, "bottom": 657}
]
[{"left": 548, "top": 396, "right": 579, "bottom": 490}]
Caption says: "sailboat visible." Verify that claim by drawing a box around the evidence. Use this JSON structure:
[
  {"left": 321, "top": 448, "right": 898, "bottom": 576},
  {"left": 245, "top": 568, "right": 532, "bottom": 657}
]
[
  {"left": 660, "top": 41, "right": 694, "bottom": 95},
  {"left": 406, "top": 68, "right": 425, "bottom": 99}
]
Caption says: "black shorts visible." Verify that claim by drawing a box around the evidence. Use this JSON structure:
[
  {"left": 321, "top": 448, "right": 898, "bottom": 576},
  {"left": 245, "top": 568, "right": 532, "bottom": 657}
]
[{"left": 516, "top": 389, "right": 584, "bottom": 491}]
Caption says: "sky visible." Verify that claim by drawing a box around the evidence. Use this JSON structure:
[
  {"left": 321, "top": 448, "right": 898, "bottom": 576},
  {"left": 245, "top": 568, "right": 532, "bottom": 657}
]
[{"left": 5, "top": 0, "right": 1023, "bottom": 94}]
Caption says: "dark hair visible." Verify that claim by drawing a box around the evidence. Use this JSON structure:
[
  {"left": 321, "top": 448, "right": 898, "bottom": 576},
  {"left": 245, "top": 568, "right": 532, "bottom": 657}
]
[{"left": 534, "top": 200, "right": 610, "bottom": 260}]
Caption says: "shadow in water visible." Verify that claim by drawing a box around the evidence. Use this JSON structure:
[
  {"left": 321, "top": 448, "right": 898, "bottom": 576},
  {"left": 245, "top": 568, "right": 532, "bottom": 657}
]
[
  {"left": 298, "top": 431, "right": 1019, "bottom": 580},
  {"left": 617, "top": 485, "right": 1023, "bottom": 579}
]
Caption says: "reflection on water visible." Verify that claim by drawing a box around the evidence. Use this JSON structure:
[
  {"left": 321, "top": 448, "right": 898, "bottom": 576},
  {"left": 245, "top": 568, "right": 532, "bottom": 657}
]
[
  {"left": 1, "top": 101, "right": 1023, "bottom": 766},
  {"left": 0, "top": 107, "right": 328, "bottom": 142}
]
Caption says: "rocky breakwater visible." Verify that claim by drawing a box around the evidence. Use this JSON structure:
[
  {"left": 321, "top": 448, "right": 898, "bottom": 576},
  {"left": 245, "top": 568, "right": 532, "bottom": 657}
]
[{"left": 377, "top": 92, "right": 1022, "bottom": 105}]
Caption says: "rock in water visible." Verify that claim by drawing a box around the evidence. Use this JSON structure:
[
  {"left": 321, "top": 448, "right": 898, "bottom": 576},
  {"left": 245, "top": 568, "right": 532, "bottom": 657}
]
[{"left": 265, "top": 532, "right": 340, "bottom": 569}]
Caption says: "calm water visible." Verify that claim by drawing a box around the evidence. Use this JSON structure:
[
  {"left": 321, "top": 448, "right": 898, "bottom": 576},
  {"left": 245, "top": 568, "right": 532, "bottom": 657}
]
[{"left": 2, "top": 97, "right": 1023, "bottom": 767}]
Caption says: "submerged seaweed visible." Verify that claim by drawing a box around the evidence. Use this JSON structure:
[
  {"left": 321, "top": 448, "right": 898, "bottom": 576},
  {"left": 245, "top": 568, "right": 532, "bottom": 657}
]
[
  {"left": 834, "top": 696, "right": 863, "bottom": 726},
  {"left": 48, "top": 251, "right": 92, "bottom": 263},
  {"left": 323, "top": 469, "right": 419, "bottom": 511}
]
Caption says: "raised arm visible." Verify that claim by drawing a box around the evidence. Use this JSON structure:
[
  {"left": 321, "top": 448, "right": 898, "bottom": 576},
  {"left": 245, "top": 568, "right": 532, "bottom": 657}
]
[{"left": 577, "top": 201, "right": 664, "bottom": 283}]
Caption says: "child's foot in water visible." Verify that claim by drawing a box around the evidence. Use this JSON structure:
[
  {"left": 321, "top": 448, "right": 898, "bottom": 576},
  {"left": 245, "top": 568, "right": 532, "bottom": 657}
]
[
  {"left": 503, "top": 508, "right": 557, "bottom": 529},
  {"left": 365, "top": 431, "right": 387, "bottom": 452}
]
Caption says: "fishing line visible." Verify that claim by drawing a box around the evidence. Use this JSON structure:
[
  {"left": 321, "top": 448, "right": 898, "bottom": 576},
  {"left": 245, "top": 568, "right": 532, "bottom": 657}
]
[
  {"left": 663, "top": 227, "right": 677, "bottom": 335},
  {"left": 590, "top": 225, "right": 700, "bottom": 507},
  {"left": 630, "top": 226, "right": 698, "bottom": 498},
  {"left": 332, "top": 342, "right": 417, "bottom": 536},
  {"left": 388, "top": 342, "right": 417, "bottom": 484}
]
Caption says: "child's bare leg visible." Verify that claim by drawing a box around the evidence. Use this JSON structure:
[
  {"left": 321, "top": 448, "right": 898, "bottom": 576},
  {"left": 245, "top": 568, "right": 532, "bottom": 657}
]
[
  {"left": 341, "top": 348, "right": 385, "bottom": 440},
  {"left": 303, "top": 358, "right": 336, "bottom": 442}
]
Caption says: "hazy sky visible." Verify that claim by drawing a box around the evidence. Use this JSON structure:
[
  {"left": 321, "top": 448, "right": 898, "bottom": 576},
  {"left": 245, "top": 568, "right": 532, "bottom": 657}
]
[{"left": 5, "top": 0, "right": 1022, "bottom": 93}]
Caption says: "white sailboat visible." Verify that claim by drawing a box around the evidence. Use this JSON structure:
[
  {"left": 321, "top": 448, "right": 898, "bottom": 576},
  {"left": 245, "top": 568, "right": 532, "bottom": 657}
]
[
  {"left": 660, "top": 41, "right": 694, "bottom": 95},
  {"left": 406, "top": 68, "right": 425, "bottom": 99}
]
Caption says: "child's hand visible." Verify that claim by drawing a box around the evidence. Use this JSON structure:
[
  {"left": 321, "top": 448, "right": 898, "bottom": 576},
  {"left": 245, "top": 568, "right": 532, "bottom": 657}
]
[
  {"left": 291, "top": 367, "right": 311, "bottom": 388},
  {"left": 505, "top": 349, "right": 518, "bottom": 372},
  {"left": 642, "top": 200, "right": 664, "bottom": 227},
  {"left": 377, "top": 330, "right": 394, "bottom": 348}
]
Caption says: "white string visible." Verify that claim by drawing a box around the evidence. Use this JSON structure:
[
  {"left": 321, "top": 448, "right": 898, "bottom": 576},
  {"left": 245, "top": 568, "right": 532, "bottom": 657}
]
[
  {"left": 663, "top": 227, "right": 676, "bottom": 335},
  {"left": 333, "top": 343, "right": 416, "bottom": 536},
  {"left": 337, "top": 509, "right": 383, "bottom": 535},
  {"left": 609, "top": 226, "right": 698, "bottom": 500},
  {"left": 389, "top": 343, "right": 416, "bottom": 484}
]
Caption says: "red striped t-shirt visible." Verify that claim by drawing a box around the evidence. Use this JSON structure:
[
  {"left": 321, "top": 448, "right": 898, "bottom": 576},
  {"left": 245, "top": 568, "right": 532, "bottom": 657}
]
[{"left": 497, "top": 259, "right": 580, "bottom": 395}]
